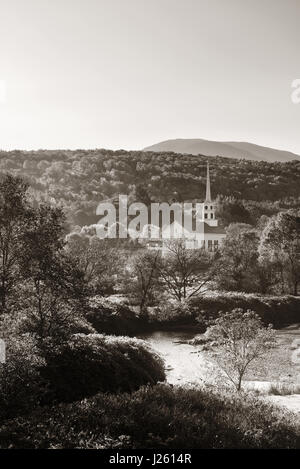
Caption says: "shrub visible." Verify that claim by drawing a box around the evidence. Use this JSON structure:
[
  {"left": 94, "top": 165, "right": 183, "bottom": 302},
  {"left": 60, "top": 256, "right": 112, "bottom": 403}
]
[
  {"left": 199, "top": 309, "right": 276, "bottom": 391},
  {"left": 86, "top": 297, "right": 147, "bottom": 336},
  {"left": 0, "top": 384, "right": 299, "bottom": 449},
  {"left": 0, "top": 334, "right": 46, "bottom": 419},
  {"left": 269, "top": 383, "right": 300, "bottom": 396},
  {"left": 189, "top": 293, "right": 300, "bottom": 328},
  {"left": 40, "top": 333, "right": 165, "bottom": 402},
  {"left": 148, "top": 300, "right": 206, "bottom": 332}
]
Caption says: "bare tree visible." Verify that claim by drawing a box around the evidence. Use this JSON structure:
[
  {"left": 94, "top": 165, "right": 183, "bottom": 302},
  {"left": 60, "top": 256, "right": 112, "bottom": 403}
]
[
  {"left": 157, "top": 240, "right": 216, "bottom": 302},
  {"left": 131, "top": 250, "right": 160, "bottom": 315}
]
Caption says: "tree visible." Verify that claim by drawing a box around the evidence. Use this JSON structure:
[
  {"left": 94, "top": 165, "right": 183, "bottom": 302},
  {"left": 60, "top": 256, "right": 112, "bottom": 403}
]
[
  {"left": 0, "top": 333, "right": 45, "bottom": 418},
  {"left": 259, "top": 212, "right": 300, "bottom": 295},
  {"left": 131, "top": 250, "right": 160, "bottom": 315},
  {"left": 201, "top": 309, "right": 276, "bottom": 391},
  {"left": 19, "top": 205, "right": 88, "bottom": 342},
  {"left": 157, "top": 240, "right": 216, "bottom": 302},
  {"left": 134, "top": 184, "right": 151, "bottom": 206},
  {"left": 216, "top": 223, "right": 268, "bottom": 293},
  {"left": 66, "top": 233, "right": 119, "bottom": 296},
  {"left": 216, "top": 197, "right": 253, "bottom": 226},
  {"left": 0, "top": 175, "right": 30, "bottom": 311}
]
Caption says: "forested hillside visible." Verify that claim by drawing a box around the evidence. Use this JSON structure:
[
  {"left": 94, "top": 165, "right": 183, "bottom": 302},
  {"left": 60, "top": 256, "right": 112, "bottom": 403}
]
[{"left": 0, "top": 149, "right": 299, "bottom": 228}]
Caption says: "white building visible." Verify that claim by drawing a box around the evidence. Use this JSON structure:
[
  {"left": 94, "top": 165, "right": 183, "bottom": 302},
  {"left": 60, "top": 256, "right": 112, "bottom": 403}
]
[{"left": 145, "top": 163, "right": 226, "bottom": 252}]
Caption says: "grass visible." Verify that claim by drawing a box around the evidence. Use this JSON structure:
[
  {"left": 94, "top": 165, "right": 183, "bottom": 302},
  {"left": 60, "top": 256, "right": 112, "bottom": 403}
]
[
  {"left": 190, "top": 324, "right": 300, "bottom": 401},
  {"left": 242, "top": 324, "right": 300, "bottom": 385},
  {"left": 268, "top": 383, "right": 300, "bottom": 396}
]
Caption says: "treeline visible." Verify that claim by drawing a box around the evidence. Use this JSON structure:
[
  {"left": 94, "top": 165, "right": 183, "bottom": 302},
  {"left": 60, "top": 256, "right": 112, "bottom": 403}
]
[{"left": 0, "top": 149, "right": 299, "bottom": 228}]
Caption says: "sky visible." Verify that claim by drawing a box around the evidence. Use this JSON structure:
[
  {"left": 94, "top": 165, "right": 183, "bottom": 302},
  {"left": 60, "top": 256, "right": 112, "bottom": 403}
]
[{"left": 0, "top": 0, "right": 300, "bottom": 153}]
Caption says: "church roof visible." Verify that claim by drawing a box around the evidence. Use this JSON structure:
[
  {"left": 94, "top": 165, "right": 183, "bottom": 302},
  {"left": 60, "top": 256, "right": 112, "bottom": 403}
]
[
  {"left": 202, "top": 222, "right": 226, "bottom": 234},
  {"left": 161, "top": 220, "right": 226, "bottom": 235}
]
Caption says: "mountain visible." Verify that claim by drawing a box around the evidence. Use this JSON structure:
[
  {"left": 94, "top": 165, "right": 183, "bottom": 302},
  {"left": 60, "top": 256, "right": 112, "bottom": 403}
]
[{"left": 143, "top": 139, "right": 300, "bottom": 163}]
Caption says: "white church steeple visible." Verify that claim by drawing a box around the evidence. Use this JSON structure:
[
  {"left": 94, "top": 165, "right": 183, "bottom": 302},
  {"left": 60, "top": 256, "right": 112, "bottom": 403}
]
[
  {"left": 205, "top": 162, "right": 211, "bottom": 202},
  {"left": 203, "top": 162, "right": 218, "bottom": 227}
]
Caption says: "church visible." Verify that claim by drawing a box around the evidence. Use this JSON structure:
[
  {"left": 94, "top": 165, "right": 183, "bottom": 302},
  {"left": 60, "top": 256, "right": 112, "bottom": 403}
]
[{"left": 145, "top": 163, "right": 226, "bottom": 252}]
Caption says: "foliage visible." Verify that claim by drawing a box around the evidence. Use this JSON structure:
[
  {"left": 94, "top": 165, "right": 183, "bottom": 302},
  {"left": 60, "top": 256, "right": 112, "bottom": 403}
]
[
  {"left": 0, "top": 333, "right": 46, "bottom": 419},
  {"left": 216, "top": 215, "right": 300, "bottom": 295},
  {"left": 0, "top": 150, "right": 299, "bottom": 230},
  {"left": 148, "top": 299, "right": 206, "bottom": 331},
  {"left": 259, "top": 211, "right": 300, "bottom": 295},
  {"left": 0, "top": 175, "right": 91, "bottom": 342},
  {"left": 189, "top": 292, "right": 300, "bottom": 328},
  {"left": 18, "top": 204, "right": 89, "bottom": 342},
  {"left": 0, "top": 384, "right": 299, "bottom": 449},
  {"left": 200, "top": 309, "right": 276, "bottom": 390},
  {"left": 130, "top": 250, "right": 161, "bottom": 315},
  {"left": 40, "top": 333, "right": 165, "bottom": 402},
  {"left": 268, "top": 383, "right": 300, "bottom": 396},
  {"left": 216, "top": 196, "right": 253, "bottom": 226},
  {"left": 0, "top": 175, "right": 29, "bottom": 311},
  {"left": 216, "top": 223, "right": 268, "bottom": 293},
  {"left": 86, "top": 296, "right": 147, "bottom": 335},
  {"left": 66, "top": 233, "right": 120, "bottom": 295}
]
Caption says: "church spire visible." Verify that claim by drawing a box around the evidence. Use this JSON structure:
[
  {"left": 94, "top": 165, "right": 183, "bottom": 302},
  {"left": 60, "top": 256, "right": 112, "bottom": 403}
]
[{"left": 205, "top": 162, "right": 211, "bottom": 202}]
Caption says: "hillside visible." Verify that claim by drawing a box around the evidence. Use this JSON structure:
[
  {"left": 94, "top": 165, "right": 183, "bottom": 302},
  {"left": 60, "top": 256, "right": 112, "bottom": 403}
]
[
  {"left": 143, "top": 139, "right": 300, "bottom": 163},
  {"left": 0, "top": 149, "right": 299, "bottom": 228}
]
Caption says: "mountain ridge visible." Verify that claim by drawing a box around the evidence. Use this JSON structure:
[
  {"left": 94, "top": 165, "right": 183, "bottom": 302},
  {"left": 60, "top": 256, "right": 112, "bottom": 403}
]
[{"left": 143, "top": 138, "right": 300, "bottom": 163}]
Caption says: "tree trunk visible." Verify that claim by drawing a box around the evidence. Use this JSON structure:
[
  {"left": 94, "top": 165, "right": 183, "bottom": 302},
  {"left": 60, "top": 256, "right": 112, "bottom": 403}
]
[
  {"left": 1, "top": 277, "right": 5, "bottom": 311},
  {"left": 237, "top": 374, "right": 243, "bottom": 391}
]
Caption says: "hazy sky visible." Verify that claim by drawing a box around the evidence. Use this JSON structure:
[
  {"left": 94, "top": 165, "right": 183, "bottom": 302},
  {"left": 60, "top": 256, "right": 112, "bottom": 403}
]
[{"left": 1, "top": 0, "right": 300, "bottom": 153}]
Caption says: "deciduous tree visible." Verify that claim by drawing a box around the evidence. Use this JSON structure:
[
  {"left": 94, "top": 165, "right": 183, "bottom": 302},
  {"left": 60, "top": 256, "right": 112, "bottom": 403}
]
[
  {"left": 131, "top": 250, "right": 161, "bottom": 315},
  {"left": 19, "top": 205, "right": 87, "bottom": 341},
  {"left": 0, "top": 175, "right": 30, "bottom": 311},
  {"left": 202, "top": 309, "right": 276, "bottom": 391},
  {"left": 157, "top": 240, "right": 216, "bottom": 302},
  {"left": 259, "top": 212, "right": 300, "bottom": 295}
]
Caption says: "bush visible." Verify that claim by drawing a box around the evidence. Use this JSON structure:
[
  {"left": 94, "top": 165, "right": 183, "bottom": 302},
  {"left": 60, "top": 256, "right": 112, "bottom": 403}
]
[
  {"left": 189, "top": 293, "right": 300, "bottom": 328},
  {"left": 0, "top": 384, "right": 299, "bottom": 449},
  {"left": 268, "top": 383, "right": 300, "bottom": 396},
  {"left": 0, "top": 334, "right": 46, "bottom": 419},
  {"left": 86, "top": 297, "right": 147, "bottom": 336},
  {"left": 40, "top": 333, "right": 165, "bottom": 402},
  {"left": 147, "top": 300, "right": 206, "bottom": 332}
]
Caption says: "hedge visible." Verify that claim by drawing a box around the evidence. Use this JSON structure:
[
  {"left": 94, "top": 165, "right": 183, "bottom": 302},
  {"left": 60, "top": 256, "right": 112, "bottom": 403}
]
[{"left": 189, "top": 293, "right": 300, "bottom": 328}]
